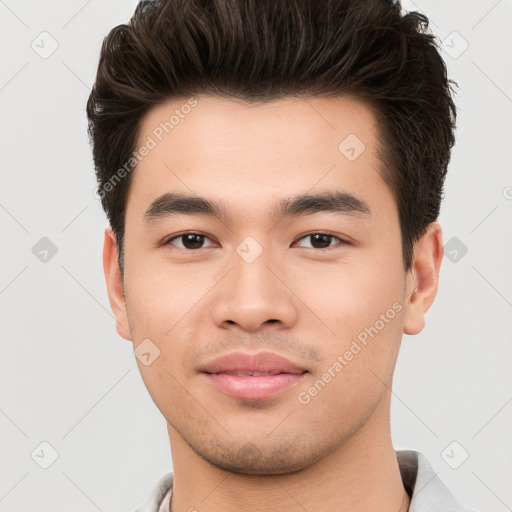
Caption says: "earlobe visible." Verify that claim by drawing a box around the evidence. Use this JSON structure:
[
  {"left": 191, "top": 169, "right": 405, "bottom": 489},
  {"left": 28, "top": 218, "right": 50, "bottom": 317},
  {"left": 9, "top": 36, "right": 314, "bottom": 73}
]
[
  {"left": 403, "top": 222, "right": 444, "bottom": 336},
  {"left": 103, "top": 226, "right": 132, "bottom": 341}
]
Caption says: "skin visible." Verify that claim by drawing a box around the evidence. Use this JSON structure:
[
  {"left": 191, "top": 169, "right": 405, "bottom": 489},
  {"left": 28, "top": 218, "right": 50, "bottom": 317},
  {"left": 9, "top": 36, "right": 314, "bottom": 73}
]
[{"left": 103, "top": 95, "right": 443, "bottom": 512}]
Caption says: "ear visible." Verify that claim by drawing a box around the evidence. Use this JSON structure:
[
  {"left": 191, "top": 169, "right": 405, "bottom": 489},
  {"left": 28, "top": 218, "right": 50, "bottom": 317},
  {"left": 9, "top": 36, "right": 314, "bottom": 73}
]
[
  {"left": 403, "top": 222, "right": 444, "bottom": 335},
  {"left": 103, "top": 226, "right": 132, "bottom": 341}
]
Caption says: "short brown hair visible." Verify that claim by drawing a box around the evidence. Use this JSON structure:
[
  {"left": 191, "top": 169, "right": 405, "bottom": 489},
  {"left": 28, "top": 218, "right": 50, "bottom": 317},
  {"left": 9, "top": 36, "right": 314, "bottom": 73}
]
[{"left": 86, "top": 0, "right": 457, "bottom": 274}]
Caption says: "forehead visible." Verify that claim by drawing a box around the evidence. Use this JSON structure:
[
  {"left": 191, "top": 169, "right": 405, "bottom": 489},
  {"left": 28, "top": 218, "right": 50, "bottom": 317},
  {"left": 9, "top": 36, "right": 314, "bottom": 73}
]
[{"left": 126, "top": 94, "right": 389, "bottom": 220}]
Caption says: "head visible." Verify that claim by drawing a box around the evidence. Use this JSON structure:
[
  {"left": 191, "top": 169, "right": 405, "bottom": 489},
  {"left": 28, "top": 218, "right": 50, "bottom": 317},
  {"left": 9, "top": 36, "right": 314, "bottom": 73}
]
[{"left": 88, "top": 0, "right": 456, "bottom": 474}]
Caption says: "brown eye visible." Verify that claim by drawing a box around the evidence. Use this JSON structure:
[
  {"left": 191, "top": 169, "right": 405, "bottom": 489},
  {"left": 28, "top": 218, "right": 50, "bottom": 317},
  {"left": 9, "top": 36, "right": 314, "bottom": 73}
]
[
  {"left": 164, "top": 233, "right": 215, "bottom": 250},
  {"left": 294, "top": 233, "right": 344, "bottom": 249}
]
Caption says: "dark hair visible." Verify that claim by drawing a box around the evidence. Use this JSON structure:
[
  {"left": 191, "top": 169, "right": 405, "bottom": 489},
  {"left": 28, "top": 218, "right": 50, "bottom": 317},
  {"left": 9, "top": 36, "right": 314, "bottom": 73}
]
[{"left": 86, "top": 0, "right": 457, "bottom": 275}]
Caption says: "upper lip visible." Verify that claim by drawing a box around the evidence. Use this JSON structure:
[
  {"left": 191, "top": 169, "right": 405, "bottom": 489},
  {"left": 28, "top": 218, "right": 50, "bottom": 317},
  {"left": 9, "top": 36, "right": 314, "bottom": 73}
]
[{"left": 200, "top": 351, "right": 308, "bottom": 375}]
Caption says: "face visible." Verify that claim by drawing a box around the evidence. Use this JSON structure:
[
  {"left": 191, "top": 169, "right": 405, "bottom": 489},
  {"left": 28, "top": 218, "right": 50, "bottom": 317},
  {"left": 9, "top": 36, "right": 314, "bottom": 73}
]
[{"left": 103, "top": 95, "right": 442, "bottom": 475}]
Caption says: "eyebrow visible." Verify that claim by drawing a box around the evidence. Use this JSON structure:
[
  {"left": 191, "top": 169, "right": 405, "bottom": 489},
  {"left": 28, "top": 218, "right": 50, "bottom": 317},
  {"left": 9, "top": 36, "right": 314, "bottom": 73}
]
[{"left": 143, "top": 190, "right": 371, "bottom": 225}]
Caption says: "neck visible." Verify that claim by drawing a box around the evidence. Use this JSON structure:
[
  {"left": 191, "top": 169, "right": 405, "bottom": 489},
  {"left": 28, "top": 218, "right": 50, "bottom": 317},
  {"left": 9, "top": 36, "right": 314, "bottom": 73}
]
[{"left": 167, "top": 391, "right": 409, "bottom": 512}]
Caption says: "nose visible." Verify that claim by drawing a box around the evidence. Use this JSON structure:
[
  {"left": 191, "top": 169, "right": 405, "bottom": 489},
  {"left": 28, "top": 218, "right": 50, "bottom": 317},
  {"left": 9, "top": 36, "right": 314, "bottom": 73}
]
[{"left": 210, "top": 246, "right": 299, "bottom": 332}]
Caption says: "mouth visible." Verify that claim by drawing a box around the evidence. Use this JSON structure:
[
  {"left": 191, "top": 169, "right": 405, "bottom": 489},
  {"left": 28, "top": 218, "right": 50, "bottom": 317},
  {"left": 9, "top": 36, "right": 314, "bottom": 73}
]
[{"left": 199, "top": 351, "right": 309, "bottom": 400}]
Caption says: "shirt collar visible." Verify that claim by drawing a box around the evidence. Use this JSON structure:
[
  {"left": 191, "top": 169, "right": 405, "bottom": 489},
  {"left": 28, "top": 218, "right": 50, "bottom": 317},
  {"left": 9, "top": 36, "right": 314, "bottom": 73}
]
[
  {"left": 136, "top": 450, "right": 474, "bottom": 512},
  {"left": 397, "top": 450, "right": 473, "bottom": 511}
]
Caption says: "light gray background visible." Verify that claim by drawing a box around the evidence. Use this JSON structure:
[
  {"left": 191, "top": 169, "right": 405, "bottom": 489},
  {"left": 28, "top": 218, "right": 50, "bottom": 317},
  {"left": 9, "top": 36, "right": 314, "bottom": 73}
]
[{"left": 1, "top": 0, "right": 511, "bottom": 511}]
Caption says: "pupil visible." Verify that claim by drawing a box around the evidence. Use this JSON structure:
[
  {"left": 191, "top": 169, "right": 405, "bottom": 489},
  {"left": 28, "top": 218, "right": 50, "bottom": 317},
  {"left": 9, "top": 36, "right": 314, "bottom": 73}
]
[
  {"left": 183, "top": 234, "right": 204, "bottom": 249},
  {"left": 311, "top": 234, "right": 331, "bottom": 249}
]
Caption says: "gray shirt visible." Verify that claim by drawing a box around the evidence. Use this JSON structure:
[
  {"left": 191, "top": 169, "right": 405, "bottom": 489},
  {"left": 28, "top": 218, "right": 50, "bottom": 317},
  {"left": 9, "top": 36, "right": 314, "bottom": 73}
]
[{"left": 134, "top": 450, "right": 476, "bottom": 512}]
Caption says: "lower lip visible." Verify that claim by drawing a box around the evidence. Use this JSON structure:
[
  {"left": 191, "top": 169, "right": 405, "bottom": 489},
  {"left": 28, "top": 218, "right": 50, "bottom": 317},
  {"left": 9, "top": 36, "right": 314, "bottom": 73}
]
[{"left": 203, "top": 372, "right": 306, "bottom": 400}]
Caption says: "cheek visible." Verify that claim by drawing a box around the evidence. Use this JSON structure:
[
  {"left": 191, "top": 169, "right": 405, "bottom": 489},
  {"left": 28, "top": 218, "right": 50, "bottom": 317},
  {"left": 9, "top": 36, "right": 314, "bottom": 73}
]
[
  {"left": 123, "top": 261, "right": 209, "bottom": 382},
  {"left": 124, "top": 258, "right": 202, "bottom": 336},
  {"left": 290, "top": 251, "right": 405, "bottom": 403},
  {"left": 288, "top": 253, "right": 405, "bottom": 340},
  {"left": 125, "top": 272, "right": 194, "bottom": 415}
]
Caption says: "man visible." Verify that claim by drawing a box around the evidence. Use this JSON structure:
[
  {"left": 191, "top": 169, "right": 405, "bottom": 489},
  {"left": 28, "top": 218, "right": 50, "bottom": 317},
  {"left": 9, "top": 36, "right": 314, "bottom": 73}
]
[{"left": 87, "top": 0, "right": 475, "bottom": 511}]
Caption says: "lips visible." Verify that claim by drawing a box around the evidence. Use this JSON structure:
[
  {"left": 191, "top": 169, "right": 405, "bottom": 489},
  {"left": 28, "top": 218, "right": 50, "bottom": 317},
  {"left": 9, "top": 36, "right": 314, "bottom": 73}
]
[
  {"left": 200, "top": 351, "right": 307, "bottom": 375},
  {"left": 200, "top": 351, "right": 308, "bottom": 400}
]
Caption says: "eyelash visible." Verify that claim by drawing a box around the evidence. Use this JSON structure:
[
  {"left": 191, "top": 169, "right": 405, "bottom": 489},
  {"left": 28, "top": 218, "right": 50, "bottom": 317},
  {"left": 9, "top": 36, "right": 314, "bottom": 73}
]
[{"left": 162, "top": 232, "right": 349, "bottom": 251}]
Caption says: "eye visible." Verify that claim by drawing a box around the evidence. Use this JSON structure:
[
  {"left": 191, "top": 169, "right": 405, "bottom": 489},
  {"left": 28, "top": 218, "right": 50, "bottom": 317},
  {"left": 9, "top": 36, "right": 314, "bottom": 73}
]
[
  {"left": 162, "top": 232, "right": 347, "bottom": 251},
  {"left": 163, "top": 232, "right": 217, "bottom": 250},
  {"left": 293, "top": 233, "right": 346, "bottom": 250}
]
